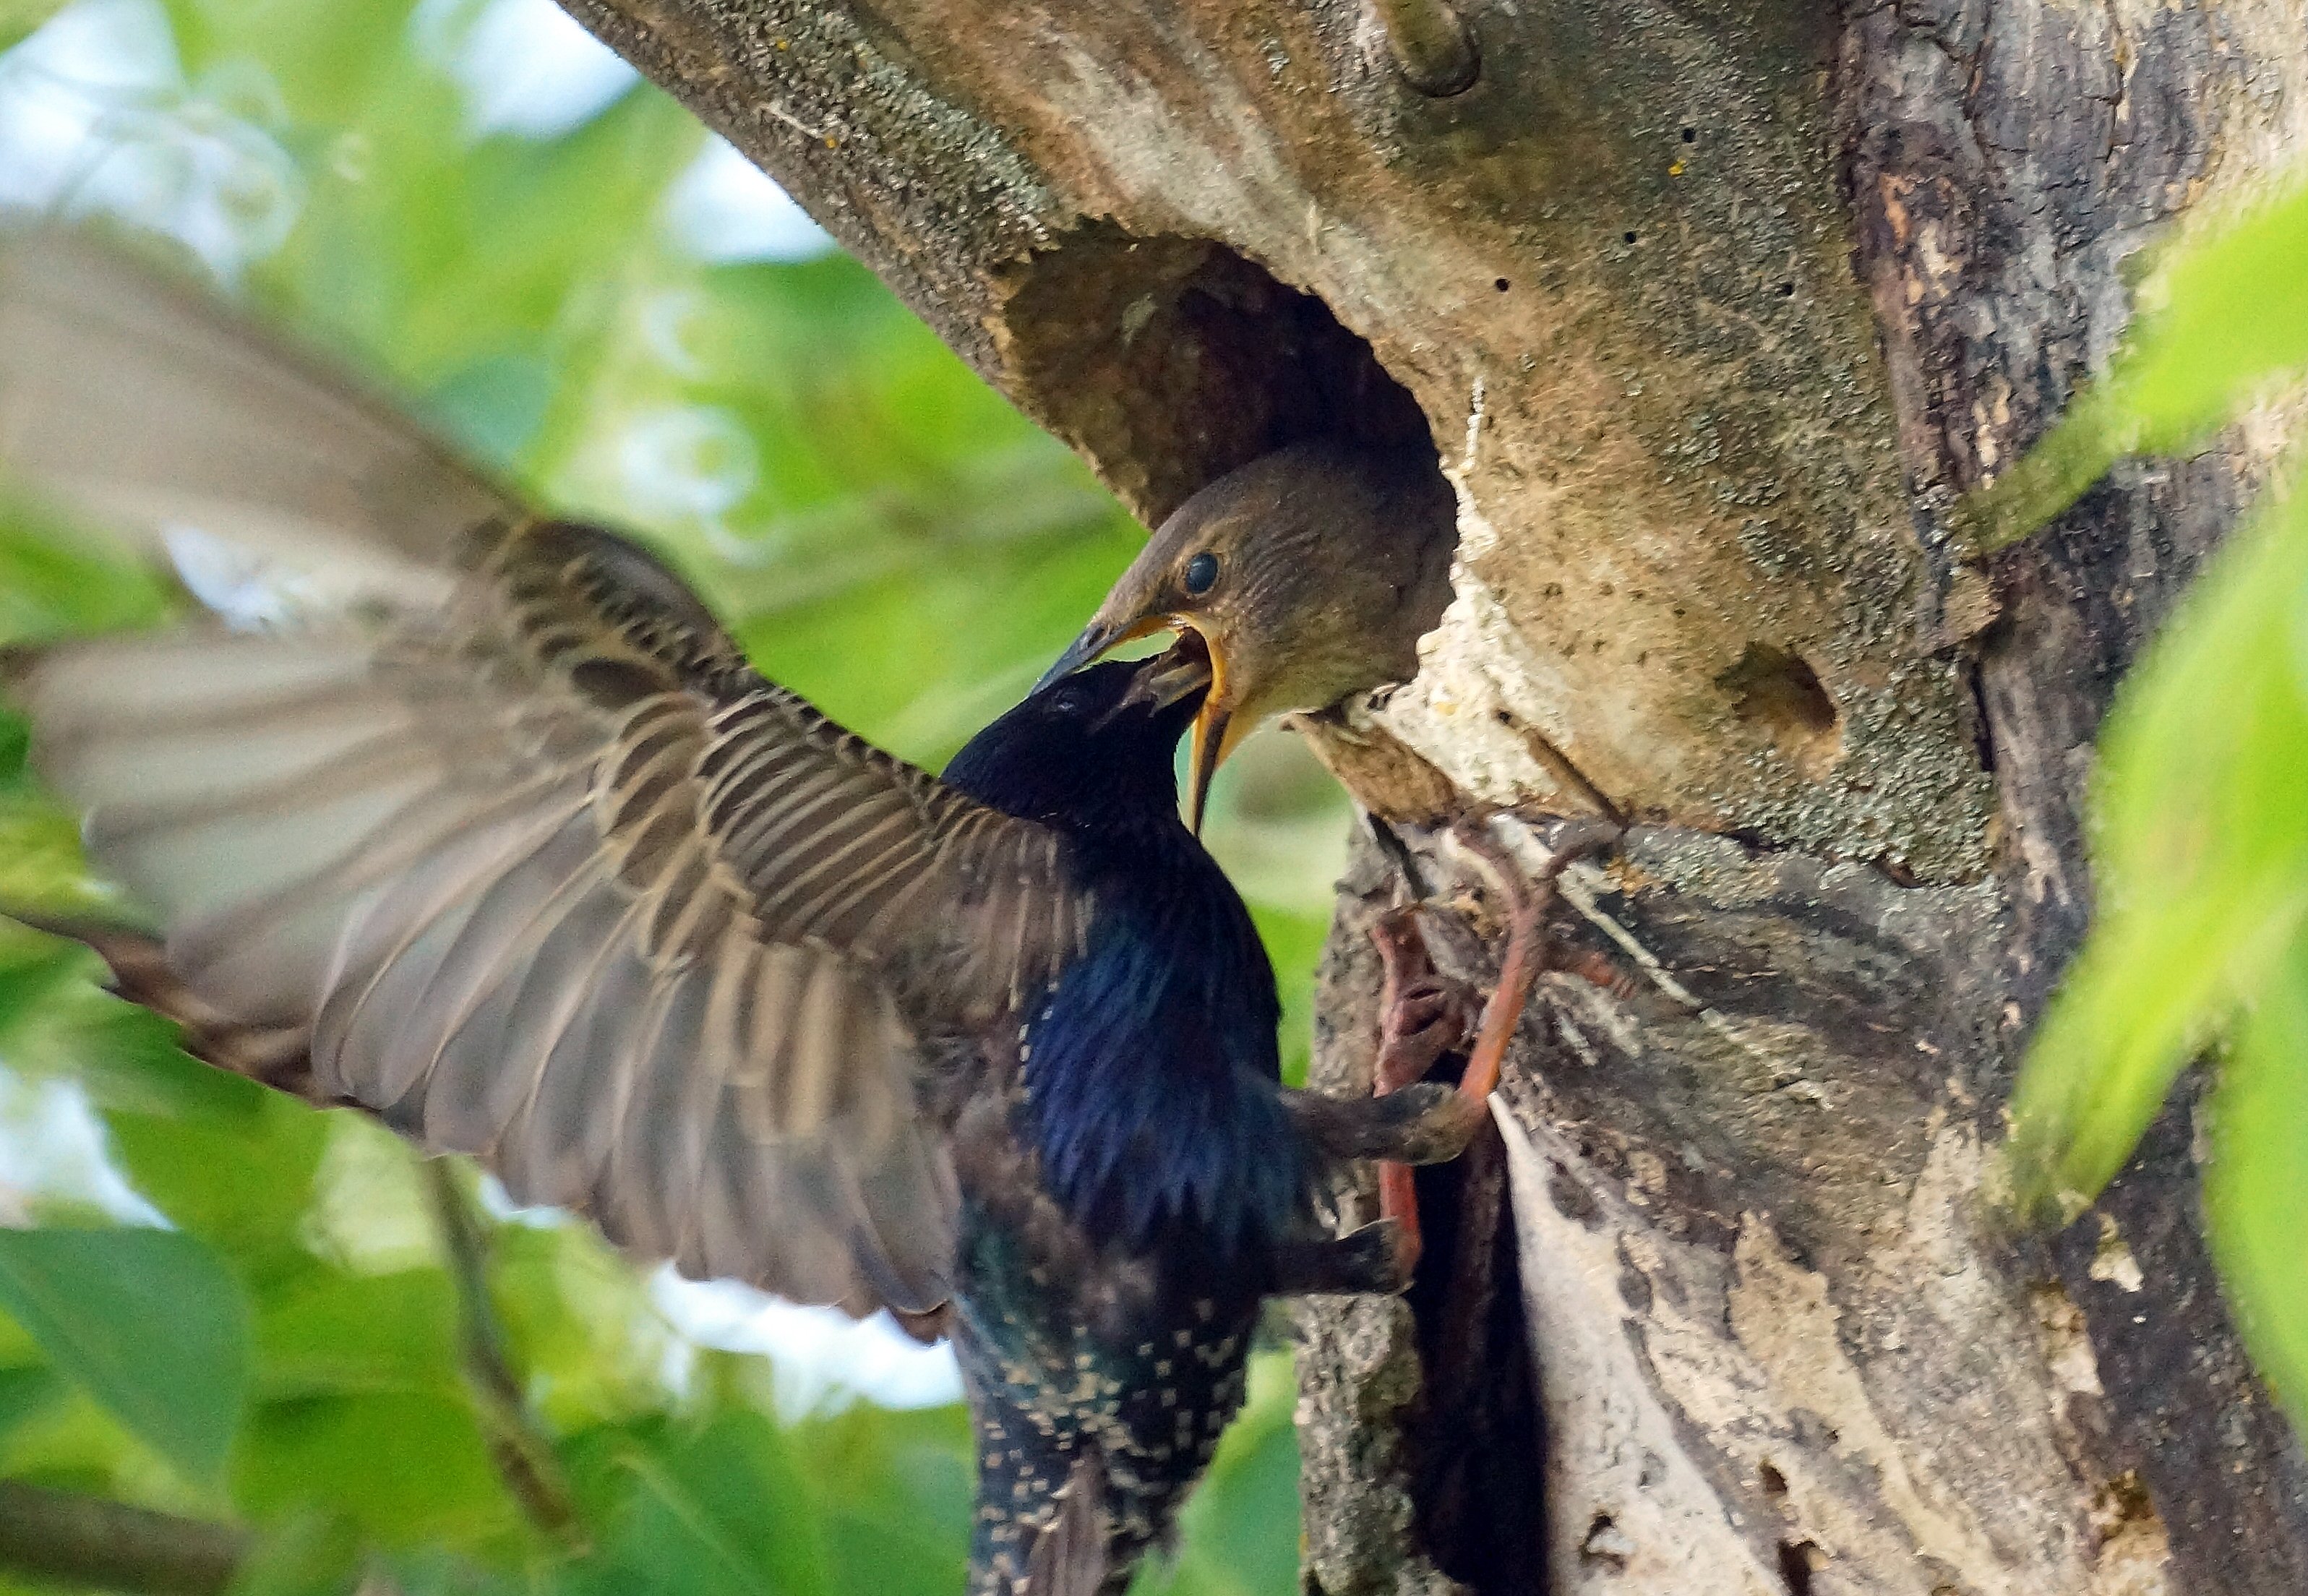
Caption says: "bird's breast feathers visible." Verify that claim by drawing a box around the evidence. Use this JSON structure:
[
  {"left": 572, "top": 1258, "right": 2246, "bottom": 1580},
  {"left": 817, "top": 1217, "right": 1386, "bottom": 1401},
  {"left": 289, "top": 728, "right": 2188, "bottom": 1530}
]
[{"left": 1005, "top": 851, "right": 1304, "bottom": 1258}]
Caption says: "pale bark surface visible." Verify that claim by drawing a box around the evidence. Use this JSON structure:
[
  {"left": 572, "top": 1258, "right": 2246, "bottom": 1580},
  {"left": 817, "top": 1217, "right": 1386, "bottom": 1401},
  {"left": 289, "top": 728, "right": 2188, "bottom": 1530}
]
[{"left": 556, "top": 1, "right": 2308, "bottom": 1590}]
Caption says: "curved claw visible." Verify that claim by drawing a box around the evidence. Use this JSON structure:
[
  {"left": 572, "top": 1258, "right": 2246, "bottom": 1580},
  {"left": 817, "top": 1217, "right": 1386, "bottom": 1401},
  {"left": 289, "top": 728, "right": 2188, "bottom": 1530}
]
[{"left": 1271, "top": 1219, "right": 1415, "bottom": 1297}]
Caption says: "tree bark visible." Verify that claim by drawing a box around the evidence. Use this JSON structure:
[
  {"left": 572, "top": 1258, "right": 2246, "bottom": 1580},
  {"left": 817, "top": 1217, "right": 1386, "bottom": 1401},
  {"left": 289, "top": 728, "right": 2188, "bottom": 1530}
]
[{"left": 553, "top": 0, "right": 2308, "bottom": 1590}]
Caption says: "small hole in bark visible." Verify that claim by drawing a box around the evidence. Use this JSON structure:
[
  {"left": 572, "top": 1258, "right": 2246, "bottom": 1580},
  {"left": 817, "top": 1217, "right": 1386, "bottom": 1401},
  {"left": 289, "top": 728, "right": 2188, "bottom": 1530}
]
[
  {"left": 1775, "top": 280, "right": 1796, "bottom": 296},
  {"left": 1493, "top": 276, "right": 1511, "bottom": 292},
  {"left": 1778, "top": 1539, "right": 1822, "bottom": 1595},
  {"left": 1580, "top": 1513, "right": 1633, "bottom": 1569},
  {"left": 1680, "top": 125, "right": 1697, "bottom": 142},
  {"left": 1622, "top": 229, "right": 1639, "bottom": 244},
  {"left": 1759, "top": 1460, "right": 1788, "bottom": 1497},
  {"left": 1715, "top": 644, "right": 1842, "bottom": 779}
]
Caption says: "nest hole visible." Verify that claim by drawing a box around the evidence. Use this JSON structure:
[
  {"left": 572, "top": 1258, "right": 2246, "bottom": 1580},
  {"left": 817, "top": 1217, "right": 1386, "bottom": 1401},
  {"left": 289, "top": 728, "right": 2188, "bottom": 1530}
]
[
  {"left": 1716, "top": 643, "right": 1842, "bottom": 779},
  {"left": 990, "top": 225, "right": 1448, "bottom": 529}
]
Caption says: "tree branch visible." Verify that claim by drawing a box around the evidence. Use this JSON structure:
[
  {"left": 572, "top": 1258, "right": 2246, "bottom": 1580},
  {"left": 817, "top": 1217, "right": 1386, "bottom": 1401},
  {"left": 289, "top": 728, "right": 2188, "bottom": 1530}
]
[
  {"left": 420, "top": 1160, "right": 584, "bottom": 1549},
  {"left": 0, "top": 1480, "right": 247, "bottom": 1596}
]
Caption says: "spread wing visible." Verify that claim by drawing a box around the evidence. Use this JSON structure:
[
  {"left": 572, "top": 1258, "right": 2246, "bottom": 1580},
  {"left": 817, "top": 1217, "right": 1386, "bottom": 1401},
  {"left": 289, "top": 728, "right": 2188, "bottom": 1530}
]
[
  {"left": 0, "top": 227, "right": 515, "bottom": 606},
  {"left": 24, "top": 520, "right": 1094, "bottom": 1312},
  {"left": 3, "top": 233, "right": 1094, "bottom": 1312}
]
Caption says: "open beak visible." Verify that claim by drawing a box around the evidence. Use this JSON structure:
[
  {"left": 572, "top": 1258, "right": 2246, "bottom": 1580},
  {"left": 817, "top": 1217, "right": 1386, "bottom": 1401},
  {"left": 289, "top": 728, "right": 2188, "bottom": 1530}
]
[
  {"left": 1182, "top": 632, "right": 1239, "bottom": 836},
  {"left": 1116, "top": 635, "right": 1214, "bottom": 716},
  {"left": 1044, "top": 612, "right": 1245, "bottom": 834}
]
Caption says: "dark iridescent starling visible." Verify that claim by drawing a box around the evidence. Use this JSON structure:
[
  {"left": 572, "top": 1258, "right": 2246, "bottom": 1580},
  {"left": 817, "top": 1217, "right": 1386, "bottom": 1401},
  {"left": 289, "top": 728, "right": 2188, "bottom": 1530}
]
[{"left": 0, "top": 232, "right": 1483, "bottom": 1595}]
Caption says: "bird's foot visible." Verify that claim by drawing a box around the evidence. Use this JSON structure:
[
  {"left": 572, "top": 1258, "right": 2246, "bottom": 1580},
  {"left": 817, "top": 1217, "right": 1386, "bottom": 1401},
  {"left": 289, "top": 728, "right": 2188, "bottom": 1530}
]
[
  {"left": 1369, "top": 906, "right": 1480, "bottom": 1094},
  {"left": 1368, "top": 817, "right": 1626, "bottom": 1270},
  {"left": 1271, "top": 1219, "right": 1416, "bottom": 1297}
]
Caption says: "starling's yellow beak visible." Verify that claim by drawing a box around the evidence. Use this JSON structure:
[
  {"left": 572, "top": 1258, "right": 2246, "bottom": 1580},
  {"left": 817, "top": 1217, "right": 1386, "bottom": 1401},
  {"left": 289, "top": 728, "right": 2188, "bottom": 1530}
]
[
  {"left": 1043, "top": 611, "right": 1243, "bottom": 833},
  {"left": 1181, "top": 629, "right": 1251, "bottom": 835}
]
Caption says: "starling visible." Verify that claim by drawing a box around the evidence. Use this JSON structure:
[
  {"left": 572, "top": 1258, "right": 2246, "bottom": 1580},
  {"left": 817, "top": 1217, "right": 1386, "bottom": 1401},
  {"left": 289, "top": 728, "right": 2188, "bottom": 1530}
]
[
  {"left": 1039, "top": 439, "right": 1457, "bottom": 831},
  {"left": 1044, "top": 439, "right": 1626, "bottom": 1266},
  {"left": 0, "top": 231, "right": 1485, "bottom": 1595}
]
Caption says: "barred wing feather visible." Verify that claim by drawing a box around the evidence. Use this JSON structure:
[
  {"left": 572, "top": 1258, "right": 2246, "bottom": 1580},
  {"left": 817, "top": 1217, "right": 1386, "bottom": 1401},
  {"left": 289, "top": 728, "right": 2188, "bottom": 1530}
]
[{"left": 23, "top": 519, "right": 1090, "bottom": 1314}]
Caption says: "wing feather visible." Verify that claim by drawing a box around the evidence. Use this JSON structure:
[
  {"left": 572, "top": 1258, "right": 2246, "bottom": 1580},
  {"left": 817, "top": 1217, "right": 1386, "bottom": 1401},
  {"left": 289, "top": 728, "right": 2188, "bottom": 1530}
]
[
  {"left": 19, "top": 510, "right": 1082, "bottom": 1314},
  {"left": 1, "top": 231, "right": 1075, "bottom": 1306},
  {"left": 0, "top": 227, "right": 513, "bottom": 604}
]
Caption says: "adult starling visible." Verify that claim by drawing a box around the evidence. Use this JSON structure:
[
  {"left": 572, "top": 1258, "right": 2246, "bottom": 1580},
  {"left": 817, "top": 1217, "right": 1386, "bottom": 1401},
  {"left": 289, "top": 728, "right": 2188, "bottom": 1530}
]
[{"left": 0, "top": 232, "right": 1484, "bottom": 1595}]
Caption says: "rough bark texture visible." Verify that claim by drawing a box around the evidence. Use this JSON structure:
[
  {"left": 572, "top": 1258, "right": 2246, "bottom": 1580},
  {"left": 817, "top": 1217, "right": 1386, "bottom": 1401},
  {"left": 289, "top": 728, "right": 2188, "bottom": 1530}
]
[{"left": 554, "top": 0, "right": 2308, "bottom": 1589}]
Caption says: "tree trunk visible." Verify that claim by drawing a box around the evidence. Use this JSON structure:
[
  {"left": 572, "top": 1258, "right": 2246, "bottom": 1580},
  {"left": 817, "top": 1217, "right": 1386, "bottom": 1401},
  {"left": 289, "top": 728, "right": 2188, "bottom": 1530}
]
[{"left": 554, "top": 1, "right": 2308, "bottom": 1589}]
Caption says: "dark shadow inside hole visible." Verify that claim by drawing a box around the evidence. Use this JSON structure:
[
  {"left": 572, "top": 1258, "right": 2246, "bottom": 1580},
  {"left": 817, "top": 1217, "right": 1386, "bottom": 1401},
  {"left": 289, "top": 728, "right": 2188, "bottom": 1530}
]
[
  {"left": 1777, "top": 1539, "right": 1820, "bottom": 1596},
  {"left": 1394, "top": 1033, "right": 1546, "bottom": 1590},
  {"left": 1681, "top": 125, "right": 1696, "bottom": 142},
  {"left": 1716, "top": 643, "right": 1842, "bottom": 778},
  {"left": 992, "top": 224, "right": 1443, "bottom": 528},
  {"left": 1623, "top": 229, "right": 1639, "bottom": 244}
]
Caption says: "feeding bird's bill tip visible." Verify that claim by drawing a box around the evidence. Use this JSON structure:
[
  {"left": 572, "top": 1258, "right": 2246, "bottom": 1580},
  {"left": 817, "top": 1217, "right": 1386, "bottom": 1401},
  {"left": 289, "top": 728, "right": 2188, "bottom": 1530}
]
[{"left": 1037, "top": 612, "right": 1177, "bottom": 692}]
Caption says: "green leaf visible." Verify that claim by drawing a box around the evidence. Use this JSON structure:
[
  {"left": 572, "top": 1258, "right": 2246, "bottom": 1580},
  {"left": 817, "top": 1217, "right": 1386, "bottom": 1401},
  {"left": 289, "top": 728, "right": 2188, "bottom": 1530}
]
[
  {"left": 2207, "top": 925, "right": 2308, "bottom": 1430},
  {"left": 0, "top": 1363, "right": 61, "bottom": 1444},
  {"left": 253, "top": 1266, "right": 463, "bottom": 1399},
  {"left": 486, "top": 1221, "right": 674, "bottom": 1432},
  {"left": 1958, "top": 181, "right": 2308, "bottom": 552},
  {"left": 2008, "top": 471, "right": 2308, "bottom": 1208},
  {"left": 225, "top": 1514, "right": 364, "bottom": 1596},
  {"left": 0, "top": 798, "right": 128, "bottom": 919},
  {"left": 0, "top": 930, "right": 88, "bottom": 1037},
  {"left": 562, "top": 1397, "right": 834, "bottom": 1596},
  {"left": 106, "top": 1094, "right": 331, "bottom": 1280},
  {"left": 235, "top": 1390, "right": 513, "bottom": 1549},
  {"left": 0, "top": 498, "right": 172, "bottom": 645},
  {"left": 0, "top": 930, "right": 263, "bottom": 1125},
  {"left": 792, "top": 1402, "right": 970, "bottom": 1596},
  {"left": 0, "top": 1227, "right": 250, "bottom": 1483}
]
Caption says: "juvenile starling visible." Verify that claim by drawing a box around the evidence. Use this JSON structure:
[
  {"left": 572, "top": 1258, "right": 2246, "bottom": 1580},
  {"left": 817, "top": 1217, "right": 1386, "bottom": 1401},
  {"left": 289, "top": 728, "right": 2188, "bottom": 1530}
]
[
  {"left": 1039, "top": 439, "right": 1457, "bottom": 831},
  {"left": 0, "top": 232, "right": 1485, "bottom": 1595}
]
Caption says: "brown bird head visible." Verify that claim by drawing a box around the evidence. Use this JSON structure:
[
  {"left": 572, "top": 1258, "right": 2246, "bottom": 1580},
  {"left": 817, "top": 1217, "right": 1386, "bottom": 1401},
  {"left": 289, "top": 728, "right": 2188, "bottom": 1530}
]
[{"left": 1040, "top": 439, "right": 1456, "bottom": 829}]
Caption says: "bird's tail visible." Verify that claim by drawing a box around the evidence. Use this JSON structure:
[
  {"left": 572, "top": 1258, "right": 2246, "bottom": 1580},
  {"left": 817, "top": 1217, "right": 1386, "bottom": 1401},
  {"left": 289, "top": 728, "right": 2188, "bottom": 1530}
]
[{"left": 1023, "top": 1450, "right": 1113, "bottom": 1596}]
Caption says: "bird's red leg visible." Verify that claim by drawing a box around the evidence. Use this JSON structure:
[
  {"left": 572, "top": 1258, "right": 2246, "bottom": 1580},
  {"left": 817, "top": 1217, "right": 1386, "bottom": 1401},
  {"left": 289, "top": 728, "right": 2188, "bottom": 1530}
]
[
  {"left": 1447, "top": 836, "right": 1545, "bottom": 1109},
  {"left": 1370, "top": 820, "right": 1626, "bottom": 1274},
  {"left": 1367, "top": 909, "right": 1472, "bottom": 1273},
  {"left": 1447, "top": 820, "right": 1631, "bottom": 1095}
]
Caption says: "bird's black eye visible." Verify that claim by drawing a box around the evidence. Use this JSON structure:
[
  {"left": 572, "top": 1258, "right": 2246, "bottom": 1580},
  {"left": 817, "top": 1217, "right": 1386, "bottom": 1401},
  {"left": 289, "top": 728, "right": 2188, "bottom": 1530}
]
[{"left": 1183, "top": 551, "right": 1220, "bottom": 596}]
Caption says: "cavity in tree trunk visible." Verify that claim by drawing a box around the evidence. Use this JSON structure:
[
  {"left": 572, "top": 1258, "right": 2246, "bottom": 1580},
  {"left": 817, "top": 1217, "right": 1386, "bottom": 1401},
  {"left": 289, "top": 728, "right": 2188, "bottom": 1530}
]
[{"left": 554, "top": 1, "right": 2308, "bottom": 1589}]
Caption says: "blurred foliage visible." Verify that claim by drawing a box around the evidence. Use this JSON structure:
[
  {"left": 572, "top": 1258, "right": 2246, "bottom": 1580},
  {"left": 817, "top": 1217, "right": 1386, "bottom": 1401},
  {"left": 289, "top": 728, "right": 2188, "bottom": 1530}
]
[
  {"left": 0, "top": 1, "right": 66, "bottom": 53},
  {"left": 0, "top": 0, "right": 1333, "bottom": 1589},
  {"left": 1993, "top": 176, "right": 2308, "bottom": 1429}
]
